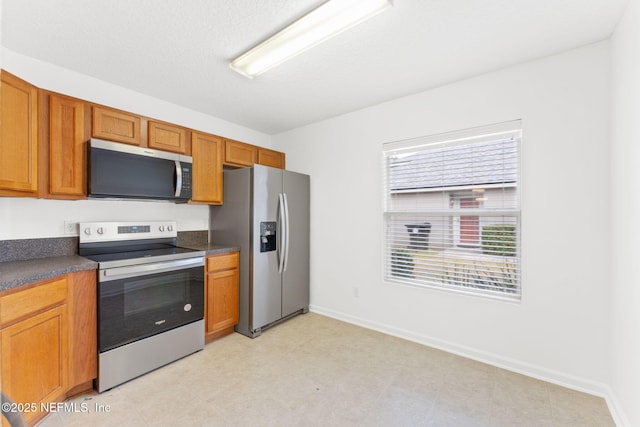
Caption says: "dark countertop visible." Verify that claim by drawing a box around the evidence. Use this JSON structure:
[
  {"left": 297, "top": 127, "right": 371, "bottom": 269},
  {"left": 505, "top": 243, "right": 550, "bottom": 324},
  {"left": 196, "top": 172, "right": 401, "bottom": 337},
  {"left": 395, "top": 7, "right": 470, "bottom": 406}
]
[
  {"left": 175, "top": 231, "right": 239, "bottom": 255},
  {"left": 0, "top": 255, "right": 98, "bottom": 292},
  {"left": 175, "top": 230, "right": 208, "bottom": 248},
  {"left": 179, "top": 243, "right": 240, "bottom": 256}
]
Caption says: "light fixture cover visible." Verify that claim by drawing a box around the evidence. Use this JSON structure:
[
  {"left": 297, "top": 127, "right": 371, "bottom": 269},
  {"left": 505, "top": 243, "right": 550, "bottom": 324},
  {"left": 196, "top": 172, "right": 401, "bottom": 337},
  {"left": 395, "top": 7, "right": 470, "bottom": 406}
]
[{"left": 230, "top": 0, "right": 392, "bottom": 79}]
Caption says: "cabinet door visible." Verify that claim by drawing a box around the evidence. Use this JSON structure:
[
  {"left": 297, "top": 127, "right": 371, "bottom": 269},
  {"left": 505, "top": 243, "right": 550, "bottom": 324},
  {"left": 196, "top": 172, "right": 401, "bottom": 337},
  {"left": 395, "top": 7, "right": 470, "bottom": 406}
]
[
  {"left": 206, "top": 269, "right": 239, "bottom": 334},
  {"left": 192, "top": 132, "right": 223, "bottom": 204},
  {"left": 205, "top": 252, "right": 239, "bottom": 341},
  {"left": 92, "top": 106, "right": 141, "bottom": 145},
  {"left": 0, "top": 71, "right": 38, "bottom": 194},
  {"left": 148, "top": 121, "right": 188, "bottom": 154},
  {"left": 257, "top": 147, "right": 286, "bottom": 169},
  {"left": 49, "top": 94, "right": 86, "bottom": 196},
  {"left": 1, "top": 305, "right": 68, "bottom": 425},
  {"left": 224, "top": 139, "right": 257, "bottom": 167}
]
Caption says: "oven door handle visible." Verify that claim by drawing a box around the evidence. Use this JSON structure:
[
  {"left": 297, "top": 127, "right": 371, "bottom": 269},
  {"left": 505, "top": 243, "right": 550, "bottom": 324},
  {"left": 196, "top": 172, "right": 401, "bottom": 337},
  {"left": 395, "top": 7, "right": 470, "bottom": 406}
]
[{"left": 100, "top": 257, "right": 204, "bottom": 282}]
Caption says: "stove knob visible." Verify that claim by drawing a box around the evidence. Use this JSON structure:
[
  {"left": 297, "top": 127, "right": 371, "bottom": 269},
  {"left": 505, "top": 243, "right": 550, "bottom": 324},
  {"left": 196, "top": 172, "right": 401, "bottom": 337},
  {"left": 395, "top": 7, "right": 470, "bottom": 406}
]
[
  {"left": 97, "top": 227, "right": 104, "bottom": 235},
  {"left": 167, "top": 225, "right": 174, "bottom": 232},
  {"left": 159, "top": 225, "right": 165, "bottom": 232},
  {"left": 83, "top": 227, "right": 92, "bottom": 235}
]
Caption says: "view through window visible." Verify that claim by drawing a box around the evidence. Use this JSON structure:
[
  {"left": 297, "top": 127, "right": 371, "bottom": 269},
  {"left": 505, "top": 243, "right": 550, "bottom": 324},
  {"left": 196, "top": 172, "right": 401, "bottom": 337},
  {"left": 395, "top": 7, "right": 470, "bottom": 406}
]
[{"left": 383, "top": 121, "right": 522, "bottom": 300}]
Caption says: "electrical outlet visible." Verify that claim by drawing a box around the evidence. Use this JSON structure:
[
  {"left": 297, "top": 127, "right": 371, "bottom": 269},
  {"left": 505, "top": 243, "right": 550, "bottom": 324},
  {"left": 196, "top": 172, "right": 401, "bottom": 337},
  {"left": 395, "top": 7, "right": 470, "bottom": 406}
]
[{"left": 64, "top": 220, "right": 78, "bottom": 236}]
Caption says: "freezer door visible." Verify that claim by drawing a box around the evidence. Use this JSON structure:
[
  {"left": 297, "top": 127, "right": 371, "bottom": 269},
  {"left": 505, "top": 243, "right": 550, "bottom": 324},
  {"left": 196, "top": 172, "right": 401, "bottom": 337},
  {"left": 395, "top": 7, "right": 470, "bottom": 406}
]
[
  {"left": 282, "top": 170, "right": 310, "bottom": 317},
  {"left": 251, "top": 165, "right": 284, "bottom": 329}
]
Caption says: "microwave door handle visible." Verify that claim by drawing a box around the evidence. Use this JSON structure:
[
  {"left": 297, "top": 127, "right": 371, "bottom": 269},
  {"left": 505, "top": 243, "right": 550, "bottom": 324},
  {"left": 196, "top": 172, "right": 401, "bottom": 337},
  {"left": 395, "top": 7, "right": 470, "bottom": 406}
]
[{"left": 174, "top": 160, "right": 183, "bottom": 198}]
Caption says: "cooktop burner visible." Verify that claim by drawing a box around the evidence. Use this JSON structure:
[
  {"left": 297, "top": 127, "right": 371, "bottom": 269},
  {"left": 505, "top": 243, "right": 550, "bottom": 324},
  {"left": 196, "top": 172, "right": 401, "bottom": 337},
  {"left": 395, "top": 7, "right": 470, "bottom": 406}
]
[{"left": 82, "top": 246, "right": 200, "bottom": 263}]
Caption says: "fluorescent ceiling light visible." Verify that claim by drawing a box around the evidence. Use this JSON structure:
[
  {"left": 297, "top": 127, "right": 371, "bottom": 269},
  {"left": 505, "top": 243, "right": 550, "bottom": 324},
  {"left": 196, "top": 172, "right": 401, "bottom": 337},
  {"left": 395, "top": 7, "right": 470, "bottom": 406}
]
[{"left": 230, "top": 0, "right": 392, "bottom": 79}]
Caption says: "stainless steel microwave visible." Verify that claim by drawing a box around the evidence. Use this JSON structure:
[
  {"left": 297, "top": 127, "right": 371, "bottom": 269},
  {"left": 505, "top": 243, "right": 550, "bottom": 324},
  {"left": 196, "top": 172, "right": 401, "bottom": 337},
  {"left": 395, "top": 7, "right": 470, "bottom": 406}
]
[{"left": 88, "top": 139, "right": 192, "bottom": 202}]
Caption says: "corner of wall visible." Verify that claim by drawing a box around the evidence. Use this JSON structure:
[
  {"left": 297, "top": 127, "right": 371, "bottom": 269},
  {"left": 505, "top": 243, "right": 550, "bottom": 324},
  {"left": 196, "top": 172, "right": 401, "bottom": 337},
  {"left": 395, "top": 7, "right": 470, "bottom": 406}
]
[{"left": 609, "top": 0, "right": 640, "bottom": 425}]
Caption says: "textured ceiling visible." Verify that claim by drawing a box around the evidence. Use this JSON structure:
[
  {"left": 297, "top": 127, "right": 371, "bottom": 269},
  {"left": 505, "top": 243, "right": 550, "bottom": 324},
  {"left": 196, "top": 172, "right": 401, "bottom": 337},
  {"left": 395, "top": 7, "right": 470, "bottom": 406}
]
[{"left": 1, "top": 0, "right": 629, "bottom": 134}]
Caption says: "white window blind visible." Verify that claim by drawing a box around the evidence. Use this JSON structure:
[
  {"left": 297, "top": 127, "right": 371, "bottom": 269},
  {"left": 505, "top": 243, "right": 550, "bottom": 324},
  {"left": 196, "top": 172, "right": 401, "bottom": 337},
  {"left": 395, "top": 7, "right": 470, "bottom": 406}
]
[{"left": 383, "top": 121, "right": 521, "bottom": 300}]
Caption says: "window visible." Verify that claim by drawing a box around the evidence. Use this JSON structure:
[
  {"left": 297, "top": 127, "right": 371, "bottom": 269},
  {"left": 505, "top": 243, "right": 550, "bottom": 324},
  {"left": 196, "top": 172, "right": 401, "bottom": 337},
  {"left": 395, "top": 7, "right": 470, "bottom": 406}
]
[{"left": 383, "top": 121, "right": 521, "bottom": 300}]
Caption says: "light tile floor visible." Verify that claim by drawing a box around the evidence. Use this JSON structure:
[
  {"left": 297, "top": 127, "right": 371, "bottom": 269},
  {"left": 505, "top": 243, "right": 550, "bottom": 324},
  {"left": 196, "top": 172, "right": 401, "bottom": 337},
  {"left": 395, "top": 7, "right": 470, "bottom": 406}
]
[{"left": 37, "top": 313, "right": 614, "bottom": 426}]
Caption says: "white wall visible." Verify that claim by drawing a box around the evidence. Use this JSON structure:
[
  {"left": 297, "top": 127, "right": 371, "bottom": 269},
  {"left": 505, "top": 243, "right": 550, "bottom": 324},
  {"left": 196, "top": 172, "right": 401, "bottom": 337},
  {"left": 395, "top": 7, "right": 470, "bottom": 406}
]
[
  {"left": 610, "top": 0, "right": 640, "bottom": 425},
  {"left": 0, "top": 198, "right": 209, "bottom": 239},
  {"left": 0, "top": 47, "right": 272, "bottom": 240},
  {"left": 275, "top": 42, "right": 612, "bottom": 399}
]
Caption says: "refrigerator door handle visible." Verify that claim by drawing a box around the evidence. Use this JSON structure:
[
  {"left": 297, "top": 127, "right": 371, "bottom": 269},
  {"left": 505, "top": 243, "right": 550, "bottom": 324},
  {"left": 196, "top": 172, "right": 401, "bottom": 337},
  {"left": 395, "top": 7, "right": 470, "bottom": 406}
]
[
  {"left": 277, "top": 193, "right": 286, "bottom": 273},
  {"left": 283, "top": 193, "right": 291, "bottom": 272}
]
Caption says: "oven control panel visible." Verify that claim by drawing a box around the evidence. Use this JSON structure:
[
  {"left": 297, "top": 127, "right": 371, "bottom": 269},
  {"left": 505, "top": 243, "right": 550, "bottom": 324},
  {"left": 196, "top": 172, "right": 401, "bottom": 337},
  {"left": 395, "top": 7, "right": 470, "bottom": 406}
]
[
  {"left": 79, "top": 221, "right": 177, "bottom": 243},
  {"left": 118, "top": 225, "right": 151, "bottom": 234}
]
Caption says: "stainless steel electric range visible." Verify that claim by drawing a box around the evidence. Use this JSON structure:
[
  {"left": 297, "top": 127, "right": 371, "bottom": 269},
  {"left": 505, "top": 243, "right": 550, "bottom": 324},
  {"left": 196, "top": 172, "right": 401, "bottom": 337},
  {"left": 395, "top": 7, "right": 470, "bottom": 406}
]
[{"left": 78, "top": 221, "right": 205, "bottom": 393}]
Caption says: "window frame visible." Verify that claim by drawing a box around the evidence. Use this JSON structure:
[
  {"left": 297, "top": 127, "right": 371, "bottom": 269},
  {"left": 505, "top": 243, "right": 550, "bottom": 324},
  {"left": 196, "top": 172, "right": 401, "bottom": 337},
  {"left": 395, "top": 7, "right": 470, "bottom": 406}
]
[{"left": 382, "top": 121, "right": 522, "bottom": 301}]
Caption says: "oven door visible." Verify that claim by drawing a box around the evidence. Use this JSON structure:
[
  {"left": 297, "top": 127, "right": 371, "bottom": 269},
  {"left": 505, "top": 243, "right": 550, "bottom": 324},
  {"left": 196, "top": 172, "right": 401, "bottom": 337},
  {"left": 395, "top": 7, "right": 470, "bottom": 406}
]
[{"left": 98, "top": 257, "right": 204, "bottom": 353}]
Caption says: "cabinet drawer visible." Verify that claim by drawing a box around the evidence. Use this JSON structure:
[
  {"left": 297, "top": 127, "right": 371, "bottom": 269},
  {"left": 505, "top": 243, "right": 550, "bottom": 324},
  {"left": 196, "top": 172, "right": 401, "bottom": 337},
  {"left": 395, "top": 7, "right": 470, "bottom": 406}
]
[
  {"left": 0, "top": 277, "right": 68, "bottom": 326},
  {"left": 206, "top": 252, "right": 239, "bottom": 272}
]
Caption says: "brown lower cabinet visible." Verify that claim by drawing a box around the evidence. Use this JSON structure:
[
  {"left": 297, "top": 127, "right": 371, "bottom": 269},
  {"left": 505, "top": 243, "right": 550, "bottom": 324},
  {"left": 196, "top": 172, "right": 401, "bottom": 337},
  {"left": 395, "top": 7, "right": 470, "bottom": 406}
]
[
  {"left": 0, "top": 270, "right": 96, "bottom": 427},
  {"left": 205, "top": 252, "right": 239, "bottom": 342}
]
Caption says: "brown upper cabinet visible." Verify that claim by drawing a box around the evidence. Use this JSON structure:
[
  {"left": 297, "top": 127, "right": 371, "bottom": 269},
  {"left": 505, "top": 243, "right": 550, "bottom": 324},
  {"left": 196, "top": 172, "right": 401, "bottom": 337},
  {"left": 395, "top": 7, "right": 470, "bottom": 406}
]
[
  {"left": 148, "top": 120, "right": 189, "bottom": 154},
  {"left": 0, "top": 71, "right": 39, "bottom": 196},
  {"left": 47, "top": 93, "right": 88, "bottom": 198},
  {"left": 224, "top": 139, "right": 286, "bottom": 169},
  {"left": 92, "top": 106, "right": 141, "bottom": 146},
  {"left": 224, "top": 138, "right": 257, "bottom": 167},
  {"left": 1, "top": 69, "right": 286, "bottom": 203},
  {"left": 191, "top": 131, "right": 223, "bottom": 204},
  {"left": 258, "top": 147, "right": 286, "bottom": 169}
]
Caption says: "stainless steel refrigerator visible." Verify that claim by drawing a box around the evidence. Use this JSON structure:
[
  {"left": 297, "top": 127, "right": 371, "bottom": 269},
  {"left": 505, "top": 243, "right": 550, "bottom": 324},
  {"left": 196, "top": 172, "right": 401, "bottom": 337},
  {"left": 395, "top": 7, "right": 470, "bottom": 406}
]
[{"left": 209, "top": 164, "right": 310, "bottom": 338}]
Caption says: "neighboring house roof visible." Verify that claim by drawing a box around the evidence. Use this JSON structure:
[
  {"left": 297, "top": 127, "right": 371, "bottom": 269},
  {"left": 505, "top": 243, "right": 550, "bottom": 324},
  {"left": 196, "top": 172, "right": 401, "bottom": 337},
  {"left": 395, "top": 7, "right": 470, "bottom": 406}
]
[{"left": 388, "top": 138, "right": 518, "bottom": 191}]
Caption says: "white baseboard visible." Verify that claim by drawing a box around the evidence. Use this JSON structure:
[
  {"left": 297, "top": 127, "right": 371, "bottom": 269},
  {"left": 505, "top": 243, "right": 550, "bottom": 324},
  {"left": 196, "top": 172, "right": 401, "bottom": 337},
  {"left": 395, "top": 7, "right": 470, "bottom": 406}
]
[
  {"left": 603, "top": 390, "right": 631, "bottom": 427},
  {"left": 309, "top": 304, "right": 629, "bottom": 427}
]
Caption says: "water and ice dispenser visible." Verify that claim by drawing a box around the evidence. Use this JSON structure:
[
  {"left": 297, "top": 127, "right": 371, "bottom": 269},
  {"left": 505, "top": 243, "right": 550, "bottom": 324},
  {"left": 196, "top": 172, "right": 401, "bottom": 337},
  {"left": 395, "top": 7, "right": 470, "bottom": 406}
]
[{"left": 260, "top": 222, "right": 277, "bottom": 252}]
